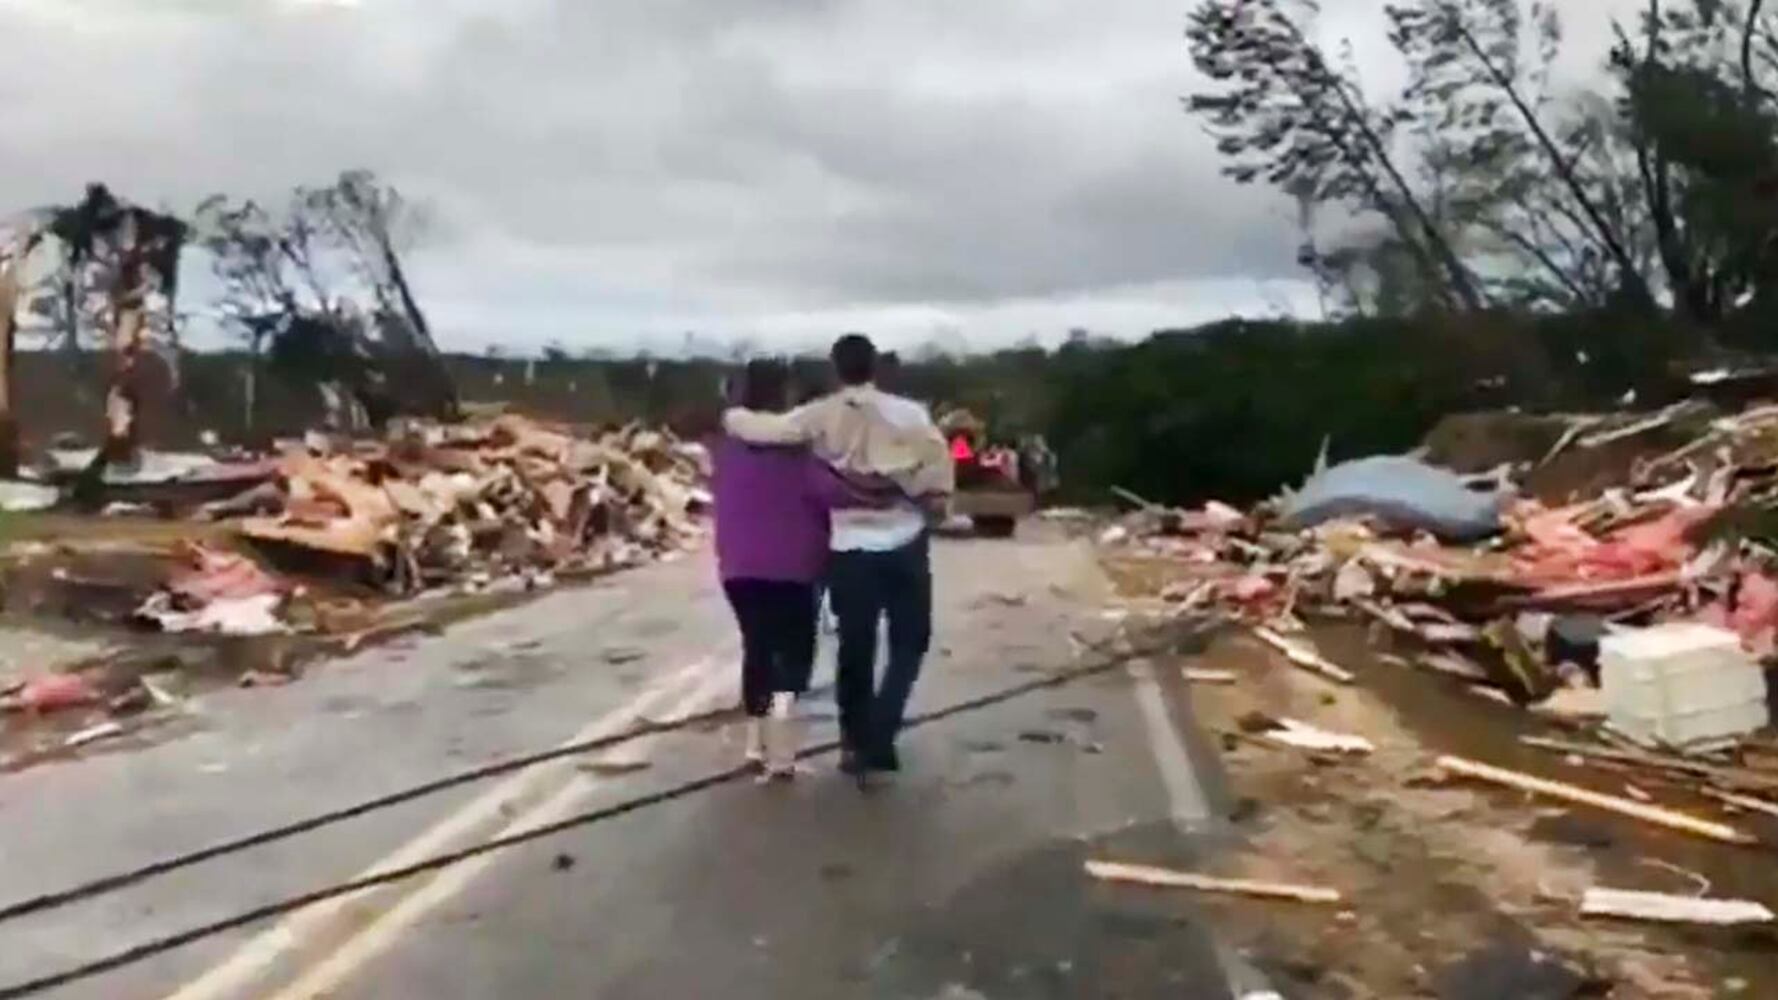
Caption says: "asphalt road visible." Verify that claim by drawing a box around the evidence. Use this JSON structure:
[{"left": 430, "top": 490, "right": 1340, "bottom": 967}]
[{"left": 0, "top": 531, "right": 1270, "bottom": 1000}]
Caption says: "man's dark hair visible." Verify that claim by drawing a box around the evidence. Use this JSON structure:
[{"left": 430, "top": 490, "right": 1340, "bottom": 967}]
[
  {"left": 831, "top": 333, "right": 877, "bottom": 386},
  {"left": 739, "top": 357, "right": 790, "bottom": 412}
]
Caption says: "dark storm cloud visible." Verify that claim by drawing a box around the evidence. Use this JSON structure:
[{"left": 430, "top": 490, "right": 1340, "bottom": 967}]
[{"left": 0, "top": 0, "right": 1637, "bottom": 348}]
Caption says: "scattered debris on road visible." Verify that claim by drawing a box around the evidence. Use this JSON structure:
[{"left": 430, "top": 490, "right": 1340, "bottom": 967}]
[
  {"left": 1258, "top": 717, "right": 1375, "bottom": 756},
  {"left": 61, "top": 720, "right": 123, "bottom": 749},
  {"left": 578, "top": 756, "right": 652, "bottom": 777},
  {"left": 1096, "top": 398, "right": 1778, "bottom": 995},
  {"left": 1251, "top": 627, "right": 1354, "bottom": 684},
  {"left": 1580, "top": 888, "right": 1776, "bottom": 926},
  {"left": 1099, "top": 395, "right": 1778, "bottom": 828},
  {"left": 0, "top": 412, "right": 711, "bottom": 766},
  {"left": 1085, "top": 859, "right": 1342, "bottom": 904},
  {"left": 1434, "top": 754, "right": 1757, "bottom": 845},
  {"left": 1, "top": 673, "right": 98, "bottom": 714}
]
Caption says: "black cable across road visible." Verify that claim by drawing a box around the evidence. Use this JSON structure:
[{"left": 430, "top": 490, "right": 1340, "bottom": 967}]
[
  {"left": 0, "top": 636, "right": 1160, "bottom": 1000},
  {"left": 0, "top": 674, "right": 828, "bottom": 928},
  {"left": 0, "top": 703, "right": 739, "bottom": 926}
]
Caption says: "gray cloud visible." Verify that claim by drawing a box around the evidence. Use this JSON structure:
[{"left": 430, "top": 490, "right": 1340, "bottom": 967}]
[{"left": 0, "top": 0, "right": 1637, "bottom": 352}]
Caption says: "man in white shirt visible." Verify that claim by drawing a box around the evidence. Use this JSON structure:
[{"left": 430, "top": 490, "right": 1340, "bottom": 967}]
[{"left": 722, "top": 334, "right": 952, "bottom": 777}]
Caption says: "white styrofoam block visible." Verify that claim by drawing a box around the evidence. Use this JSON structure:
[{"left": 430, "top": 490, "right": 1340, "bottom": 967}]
[
  {"left": 1600, "top": 622, "right": 1742, "bottom": 663},
  {"left": 1600, "top": 623, "right": 1769, "bottom": 748}
]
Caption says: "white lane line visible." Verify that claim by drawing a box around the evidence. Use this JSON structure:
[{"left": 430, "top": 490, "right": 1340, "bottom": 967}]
[
  {"left": 163, "top": 649, "right": 727, "bottom": 1000},
  {"left": 1126, "top": 657, "right": 1212, "bottom": 830},
  {"left": 262, "top": 664, "right": 737, "bottom": 1000},
  {"left": 1126, "top": 656, "right": 1279, "bottom": 997}
]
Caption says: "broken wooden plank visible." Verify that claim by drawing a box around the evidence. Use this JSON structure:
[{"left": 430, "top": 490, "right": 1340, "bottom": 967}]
[
  {"left": 1356, "top": 600, "right": 1482, "bottom": 644},
  {"left": 1699, "top": 787, "right": 1778, "bottom": 819},
  {"left": 1251, "top": 627, "right": 1354, "bottom": 684},
  {"left": 1531, "top": 686, "right": 1607, "bottom": 722},
  {"left": 1536, "top": 416, "right": 1601, "bottom": 468},
  {"left": 1522, "top": 735, "right": 1711, "bottom": 774},
  {"left": 1263, "top": 718, "right": 1374, "bottom": 755},
  {"left": 1419, "top": 651, "right": 1491, "bottom": 681},
  {"left": 1520, "top": 736, "right": 1778, "bottom": 794},
  {"left": 1576, "top": 402, "right": 1693, "bottom": 449},
  {"left": 1581, "top": 888, "right": 1775, "bottom": 925},
  {"left": 1435, "top": 755, "right": 1757, "bottom": 846},
  {"left": 1085, "top": 860, "right": 1341, "bottom": 904},
  {"left": 1110, "top": 486, "right": 1162, "bottom": 512}
]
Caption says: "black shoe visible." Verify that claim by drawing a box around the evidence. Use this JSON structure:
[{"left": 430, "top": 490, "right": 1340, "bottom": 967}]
[
  {"left": 839, "top": 747, "right": 868, "bottom": 776},
  {"left": 868, "top": 746, "right": 901, "bottom": 773}
]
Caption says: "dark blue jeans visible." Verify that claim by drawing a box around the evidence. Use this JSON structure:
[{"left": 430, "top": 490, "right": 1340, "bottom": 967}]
[{"left": 828, "top": 533, "right": 932, "bottom": 764}]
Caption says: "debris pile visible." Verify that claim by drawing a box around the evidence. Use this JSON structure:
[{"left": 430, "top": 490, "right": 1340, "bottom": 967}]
[
  {"left": 1096, "top": 402, "right": 1778, "bottom": 988},
  {"left": 226, "top": 415, "right": 707, "bottom": 591},
  {"left": 112, "top": 415, "right": 710, "bottom": 641},
  {"left": 1103, "top": 398, "right": 1778, "bottom": 736}
]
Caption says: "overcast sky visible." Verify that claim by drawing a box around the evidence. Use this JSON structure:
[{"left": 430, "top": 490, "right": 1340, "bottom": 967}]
[{"left": 1, "top": 0, "right": 1637, "bottom": 356}]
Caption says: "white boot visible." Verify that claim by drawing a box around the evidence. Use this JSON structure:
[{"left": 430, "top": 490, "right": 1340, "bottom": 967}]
[
  {"left": 763, "top": 692, "right": 803, "bottom": 780},
  {"left": 743, "top": 717, "right": 767, "bottom": 769}
]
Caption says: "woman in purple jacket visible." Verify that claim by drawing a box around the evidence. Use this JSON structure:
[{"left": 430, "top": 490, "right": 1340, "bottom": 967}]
[{"left": 711, "top": 359, "right": 883, "bottom": 779}]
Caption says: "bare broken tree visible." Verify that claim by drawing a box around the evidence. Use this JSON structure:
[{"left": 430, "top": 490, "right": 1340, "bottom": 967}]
[
  {"left": 1, "top": 187, "right": 187, "bottom": 487},
  {"left": 297, "top": 170, "right": 459, "bottom": 420},
  {"left": 1388, "top": 0, "right": 1660, "bottom": 313},
  {"left": 0, "top": 214, "right": 53, "bottom": 477},
  {"left": 197, "top": 173, "right": 460, "bottom": 432},
  {"left": 1191, "top": 0, "right": 1778, "bottom": 330},
  {"left": 48, "top": 185, "right": 190, "bottom": 493},
  {"left": 192, "top": 194, "right": 321, "bottom": 431},
  {"left": 1187, "top": 0, "right": 1487, "bottom": 312},
  {"left": 1611, "top": 0, "right": 1778, "bottom": 325}
]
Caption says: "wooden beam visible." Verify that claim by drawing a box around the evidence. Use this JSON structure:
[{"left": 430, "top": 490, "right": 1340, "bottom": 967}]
[
  {"left": 1086, "top": 860, "right": 1341, "bottom": 904},
  {"left": 1436, "top": 755, "right": 1756, "bottom": 846}
]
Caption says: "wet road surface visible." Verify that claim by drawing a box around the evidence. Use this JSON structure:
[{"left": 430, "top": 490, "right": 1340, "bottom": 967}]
[{"left": 0, "top": 532, "right": 1264, "bottom": 999}]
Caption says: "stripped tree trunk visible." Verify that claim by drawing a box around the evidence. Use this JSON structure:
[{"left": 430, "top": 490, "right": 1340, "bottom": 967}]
[
  {"left": 380, "top": 240, "right": 460, "bottom": 420},
  {"left": 0, "top": 257, "right": 21, "bottom": 479},
  {"left": 75, "top": 225, "right": 150, "bottom": 502},
  {"left": 102, "top": 295, "right": 146, "bottom": 461},
  {"left": 0, "top": 230, "right": 44, "bottom": 479}
]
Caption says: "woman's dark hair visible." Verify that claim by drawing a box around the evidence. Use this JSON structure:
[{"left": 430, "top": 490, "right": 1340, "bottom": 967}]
[{"left": 739, "top": 357, "right": 791, "bottom": 412}]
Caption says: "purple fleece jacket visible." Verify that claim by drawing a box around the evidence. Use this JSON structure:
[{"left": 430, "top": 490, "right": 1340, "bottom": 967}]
[{"left": 710, "top": 435, "right": 865, "bottom": 583}]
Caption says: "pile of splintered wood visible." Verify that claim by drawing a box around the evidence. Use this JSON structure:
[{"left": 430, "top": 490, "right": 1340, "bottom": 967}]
[{"left": 222, "top": 414, "right": 708, "bottom": 593}]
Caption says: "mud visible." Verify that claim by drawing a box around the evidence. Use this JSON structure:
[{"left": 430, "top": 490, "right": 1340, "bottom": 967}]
[
  {"left": 1161, "top": 624, "right": 1774, "bottom": 998},
  {"left": 1317, "top": 626, "right": 1778, "bottom": 996}
]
